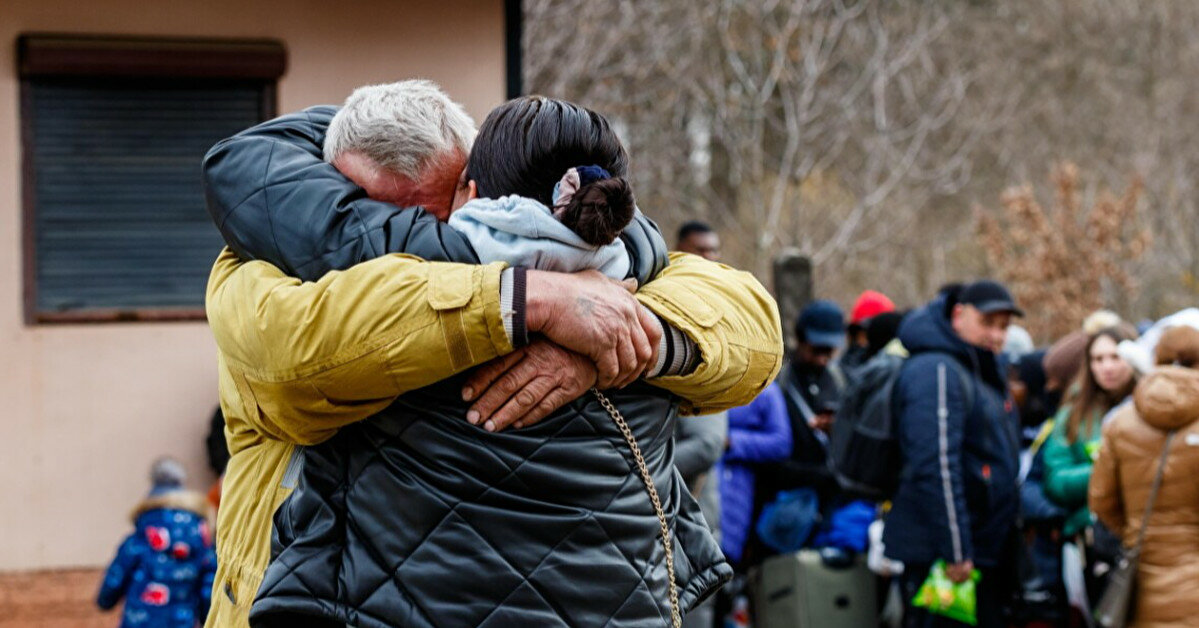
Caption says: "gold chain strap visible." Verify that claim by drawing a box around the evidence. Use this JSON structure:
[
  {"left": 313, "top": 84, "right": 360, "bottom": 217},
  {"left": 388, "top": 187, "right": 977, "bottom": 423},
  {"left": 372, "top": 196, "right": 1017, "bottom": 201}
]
[{"left": 591, "top": 389, "right": 682, "bottom": 628}]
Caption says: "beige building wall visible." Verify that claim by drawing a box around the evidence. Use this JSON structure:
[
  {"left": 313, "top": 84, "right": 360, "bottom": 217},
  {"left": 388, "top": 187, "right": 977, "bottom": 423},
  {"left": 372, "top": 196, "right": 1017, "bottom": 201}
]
[{"left": 0, "top": 0, "right": 506, "bottom": 572}]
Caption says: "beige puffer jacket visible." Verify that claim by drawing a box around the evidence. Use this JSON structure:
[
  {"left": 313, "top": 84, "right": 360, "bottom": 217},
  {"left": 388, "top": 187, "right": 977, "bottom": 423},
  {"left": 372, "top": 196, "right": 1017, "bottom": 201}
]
[{"left": 1090, "top": 366, "right": 1199, "bottom": 628}]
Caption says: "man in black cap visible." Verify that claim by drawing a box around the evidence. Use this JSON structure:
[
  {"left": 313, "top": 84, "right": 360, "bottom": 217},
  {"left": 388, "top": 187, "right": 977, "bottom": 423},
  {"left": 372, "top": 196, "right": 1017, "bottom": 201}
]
[
  {"left": 883, "top": 280, "right": 1024, "bottom": 628},
  {"left": 778, "top": 299, "right": 848, "bottom": 436}
]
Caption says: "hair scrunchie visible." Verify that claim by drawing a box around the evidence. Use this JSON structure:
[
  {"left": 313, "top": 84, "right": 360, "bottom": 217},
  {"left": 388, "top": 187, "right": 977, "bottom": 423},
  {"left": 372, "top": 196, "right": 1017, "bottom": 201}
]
[{"left": 552, "top": 165, "right": 612, "bottom": 215}]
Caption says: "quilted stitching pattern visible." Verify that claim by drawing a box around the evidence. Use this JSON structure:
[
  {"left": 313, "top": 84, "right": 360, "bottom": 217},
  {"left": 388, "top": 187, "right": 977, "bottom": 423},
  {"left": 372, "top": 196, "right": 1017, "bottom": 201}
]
[{"left": 252, "top": 379, "right": 731, "bottom": 628}]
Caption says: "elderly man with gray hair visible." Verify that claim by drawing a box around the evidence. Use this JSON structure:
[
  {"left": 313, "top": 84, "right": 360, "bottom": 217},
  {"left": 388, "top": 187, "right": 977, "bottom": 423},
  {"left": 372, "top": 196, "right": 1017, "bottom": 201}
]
[
  {"left": 322, "top": 80, "right": 476, "bottom": 221},
  {"left": 202, "top": 81, "right": 781, "bottom": 627}
]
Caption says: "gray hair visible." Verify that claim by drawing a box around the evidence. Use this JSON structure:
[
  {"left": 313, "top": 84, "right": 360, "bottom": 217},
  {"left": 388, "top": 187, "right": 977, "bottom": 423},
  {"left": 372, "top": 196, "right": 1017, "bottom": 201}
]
[{"left": 324, "top": 80, "right": 477, "bottom": 179}]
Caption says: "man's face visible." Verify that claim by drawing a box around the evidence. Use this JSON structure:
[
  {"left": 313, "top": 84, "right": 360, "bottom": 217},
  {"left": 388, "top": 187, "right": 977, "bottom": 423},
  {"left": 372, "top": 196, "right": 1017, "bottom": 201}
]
[
  {"left": 951, "top": 304, "right": 1011, "bottom": 354},
  {"left": 796, "top": 341, "right": 835, "bottom": 369},
  {"left": 333, "top": 149, "right": 467, "bottom": 222},
  {"left": 678, "top": 232, "right": 721, "bottom": 261}
]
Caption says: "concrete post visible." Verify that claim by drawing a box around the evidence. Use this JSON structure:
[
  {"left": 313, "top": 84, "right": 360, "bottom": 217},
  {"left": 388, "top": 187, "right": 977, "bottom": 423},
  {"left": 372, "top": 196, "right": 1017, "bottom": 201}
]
[{"left": 772, "top": 249, "right": 813, "bottom": 351}]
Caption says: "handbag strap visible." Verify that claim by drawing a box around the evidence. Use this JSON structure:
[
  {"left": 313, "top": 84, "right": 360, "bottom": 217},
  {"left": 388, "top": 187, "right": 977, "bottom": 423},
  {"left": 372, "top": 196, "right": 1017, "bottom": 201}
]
[
  {"left": 1130, "top": 431, "right": 1176, "bottom": 557},
  {"left": 592, "top": 389, "right": 682, "bottom": 628}
]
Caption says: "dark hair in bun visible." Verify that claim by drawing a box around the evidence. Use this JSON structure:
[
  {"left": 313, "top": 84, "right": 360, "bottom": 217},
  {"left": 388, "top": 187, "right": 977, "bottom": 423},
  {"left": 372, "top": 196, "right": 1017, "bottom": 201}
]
[
  {"left": 467, "top": 95, "right": 632, "bottom": 204},
  {"left": 556, "top": 177, "right": 635, "bottom": 246}
]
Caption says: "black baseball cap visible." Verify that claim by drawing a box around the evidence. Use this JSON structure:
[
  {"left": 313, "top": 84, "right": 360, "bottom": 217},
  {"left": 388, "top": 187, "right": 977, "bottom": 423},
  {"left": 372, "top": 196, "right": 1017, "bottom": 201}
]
[
  {"left": 796, "top": 300, "right": 847, "bottom": 348},
  {"left": 958, "top": 279, "right": 1024, "bottom": 317}
]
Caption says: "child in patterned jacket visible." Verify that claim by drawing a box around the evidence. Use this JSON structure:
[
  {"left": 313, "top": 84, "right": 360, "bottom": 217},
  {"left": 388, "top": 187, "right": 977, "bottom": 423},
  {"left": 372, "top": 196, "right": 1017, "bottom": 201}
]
[{"left": 97, "top": 458, "right": 217, "bottom": 628}]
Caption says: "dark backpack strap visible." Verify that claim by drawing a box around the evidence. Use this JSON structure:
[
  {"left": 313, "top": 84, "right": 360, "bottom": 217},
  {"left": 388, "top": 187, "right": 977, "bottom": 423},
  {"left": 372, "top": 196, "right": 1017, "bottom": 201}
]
[
  {"left": 893, "top": 354, "right": 977, "bottom": 486},
  {"left": 893, "top": 353, "right": 975, "bottom": 435}
]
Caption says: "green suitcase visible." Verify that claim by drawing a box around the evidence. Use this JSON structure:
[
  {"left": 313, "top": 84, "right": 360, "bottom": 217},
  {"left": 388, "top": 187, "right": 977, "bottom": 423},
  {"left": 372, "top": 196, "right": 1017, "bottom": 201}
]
[{"left": 751, "top": 550, "right": 879, "bottom": 627}]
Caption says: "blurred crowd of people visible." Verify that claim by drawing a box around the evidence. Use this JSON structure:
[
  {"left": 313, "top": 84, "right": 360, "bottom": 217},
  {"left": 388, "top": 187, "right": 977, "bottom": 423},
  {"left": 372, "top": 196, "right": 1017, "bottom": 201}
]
[{"left": 676, "top": 221, "right": 1199, "bottom": 628}]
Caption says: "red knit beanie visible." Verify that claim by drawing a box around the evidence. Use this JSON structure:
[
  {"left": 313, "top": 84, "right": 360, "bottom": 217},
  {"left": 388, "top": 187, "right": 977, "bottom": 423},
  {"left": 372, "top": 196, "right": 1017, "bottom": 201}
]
[{"left": 849, "top": 290, "right": 896, "bottom": 326}]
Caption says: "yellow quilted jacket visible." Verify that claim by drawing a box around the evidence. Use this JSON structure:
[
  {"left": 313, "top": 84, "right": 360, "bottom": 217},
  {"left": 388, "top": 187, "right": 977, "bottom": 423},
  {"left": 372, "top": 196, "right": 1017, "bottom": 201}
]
[{"left": 203, "top": 249, "right": 781, "bottom": 628}]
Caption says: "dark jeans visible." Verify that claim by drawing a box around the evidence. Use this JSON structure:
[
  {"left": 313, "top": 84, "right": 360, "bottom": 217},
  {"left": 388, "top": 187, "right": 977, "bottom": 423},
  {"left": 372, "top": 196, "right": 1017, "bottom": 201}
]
[{"left": 900, "top": 562, "right": 1009, "bottom": 628}]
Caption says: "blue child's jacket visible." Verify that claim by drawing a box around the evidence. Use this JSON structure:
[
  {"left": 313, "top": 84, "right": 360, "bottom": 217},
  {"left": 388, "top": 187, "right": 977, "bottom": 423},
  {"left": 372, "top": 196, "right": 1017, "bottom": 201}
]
[{"left": 97, "top": 491, "right": 216, "bottom": 628}]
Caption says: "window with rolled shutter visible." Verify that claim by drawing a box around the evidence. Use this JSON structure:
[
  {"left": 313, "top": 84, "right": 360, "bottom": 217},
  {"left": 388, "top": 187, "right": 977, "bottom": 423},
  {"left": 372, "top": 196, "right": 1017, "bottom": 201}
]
[{"left": 18, "top": 35, "right": 286, "bottom": 323}]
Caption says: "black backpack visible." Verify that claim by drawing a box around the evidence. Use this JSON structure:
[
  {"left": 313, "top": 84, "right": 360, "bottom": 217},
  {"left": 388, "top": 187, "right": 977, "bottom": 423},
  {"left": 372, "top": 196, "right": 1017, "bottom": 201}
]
[{"left": 827, "top": 351, "right": 974, "bottom": 501}]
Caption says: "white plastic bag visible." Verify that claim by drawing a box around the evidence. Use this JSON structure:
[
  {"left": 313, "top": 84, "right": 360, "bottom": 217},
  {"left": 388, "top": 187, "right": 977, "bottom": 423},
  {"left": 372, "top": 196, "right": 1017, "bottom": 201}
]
[
  {"left": 1062, "top": 541, "right": 1096, "bottom": 628},
  {"left": 868, "top": 519, "right": 905, "bottom": 576}
]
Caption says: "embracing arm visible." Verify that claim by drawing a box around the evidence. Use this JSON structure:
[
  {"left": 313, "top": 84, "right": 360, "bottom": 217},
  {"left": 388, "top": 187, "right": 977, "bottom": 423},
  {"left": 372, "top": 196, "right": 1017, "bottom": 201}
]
[
  {"left": 637, "top": 253, "right": 784, "bottom": 415},
  {"left": 203, "top": 106, "right": 668, "bottom": 284},
  {"left": 203, "top": 106, "right": 479, "bottom": 280},
  {"left": 206, "top": 248, "right": 513, "bottom": 445},
  {"left": 463, "top": 252, "right": 784, "bottom": 428},
  {"left": 208, "top": 247, "right": 660, "bottom": 443}
]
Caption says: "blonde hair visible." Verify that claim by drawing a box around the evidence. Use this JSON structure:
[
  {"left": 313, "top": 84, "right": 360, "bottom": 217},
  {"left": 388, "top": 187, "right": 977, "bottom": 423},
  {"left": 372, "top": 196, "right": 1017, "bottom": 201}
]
[{"left": 1083, "top": 310, "right": 1122, "bottom": 335}]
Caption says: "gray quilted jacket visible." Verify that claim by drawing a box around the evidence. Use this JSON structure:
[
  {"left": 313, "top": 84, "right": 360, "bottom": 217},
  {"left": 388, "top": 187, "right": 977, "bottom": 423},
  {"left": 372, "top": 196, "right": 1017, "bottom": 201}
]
[
  {"left": 254, "top": 378, "right": 730, "bottom": 628},
  {"left": 202, "top": 109, "right": 731, "bottom": 626}
]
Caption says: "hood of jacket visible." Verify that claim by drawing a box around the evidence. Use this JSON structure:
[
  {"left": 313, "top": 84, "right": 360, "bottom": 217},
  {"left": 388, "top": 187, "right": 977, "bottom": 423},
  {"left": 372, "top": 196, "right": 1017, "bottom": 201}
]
[
  {"left": 130, "top": 489, "right": 211, "bottom": 524},
  {"left": 898, "top": 295, "right": 1005, "bottom": 393},
  {"left": 1134, "top": 366, "right": 1199, "bottom": 431}
]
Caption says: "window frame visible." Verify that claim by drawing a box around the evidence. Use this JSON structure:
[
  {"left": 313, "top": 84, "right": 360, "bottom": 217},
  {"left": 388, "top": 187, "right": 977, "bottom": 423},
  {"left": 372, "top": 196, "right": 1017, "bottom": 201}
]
[{"left": 18, "top": 34, "right": 286, "bottom": 324}]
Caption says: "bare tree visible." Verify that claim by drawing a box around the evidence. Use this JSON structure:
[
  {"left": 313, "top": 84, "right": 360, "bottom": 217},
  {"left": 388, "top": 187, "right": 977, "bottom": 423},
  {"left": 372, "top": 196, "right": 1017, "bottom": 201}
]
[
  {"left": 525, "top": 0, "right": 1199, "bottom": 320},
  {"left": 977, "top": 163, "right": 1150, "bottom": 341},
  {"left": 526, "top": 1, "right": 983, "bottom": 279}
]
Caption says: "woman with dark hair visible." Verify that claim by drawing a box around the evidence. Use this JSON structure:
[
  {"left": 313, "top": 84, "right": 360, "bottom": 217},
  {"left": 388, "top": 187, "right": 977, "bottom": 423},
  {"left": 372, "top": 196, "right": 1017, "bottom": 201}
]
[
  {"left": 447, "top": 97, "right": 641, "bottom": 280},
  {"left": 246, "top": 96, "right": 735, "bottom": 628},
  {"left": 1043, "top": 327, "right": 1138, "bottom": 538}
]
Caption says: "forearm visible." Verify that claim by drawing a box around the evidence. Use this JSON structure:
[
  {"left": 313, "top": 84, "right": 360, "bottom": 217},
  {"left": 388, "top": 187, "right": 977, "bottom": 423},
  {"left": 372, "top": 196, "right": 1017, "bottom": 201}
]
[
  {"left": 637, "top": 253, "right": 784, "bottom": 414},
  {"left": 207, "top": 248, "right": 514, "bottom": 444},
  {"left": 464, "top": 255, "right": 775, "bottom": 428}
]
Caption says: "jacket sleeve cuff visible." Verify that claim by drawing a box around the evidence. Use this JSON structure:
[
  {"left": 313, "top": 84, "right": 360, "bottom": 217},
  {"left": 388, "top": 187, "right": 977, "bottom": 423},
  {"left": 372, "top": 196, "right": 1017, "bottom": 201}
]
[
  {"left": 499, "top": 267, "right": 529, "bottom": 348},
  {"left": 646, "top": 310, "right": 699, "bottom": 378}
]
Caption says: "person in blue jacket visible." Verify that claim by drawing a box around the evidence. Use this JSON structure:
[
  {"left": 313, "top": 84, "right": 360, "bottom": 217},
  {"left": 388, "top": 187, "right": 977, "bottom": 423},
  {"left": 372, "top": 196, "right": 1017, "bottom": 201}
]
[
  {"left": 97, "top": 458, "right": 217, "bottom": 628},
  {"left": 883, "top": 281, "right": 1023, "bottom": 628},
  {"left": 716, "top": 383, "right": 792, "bottom": 567}
]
